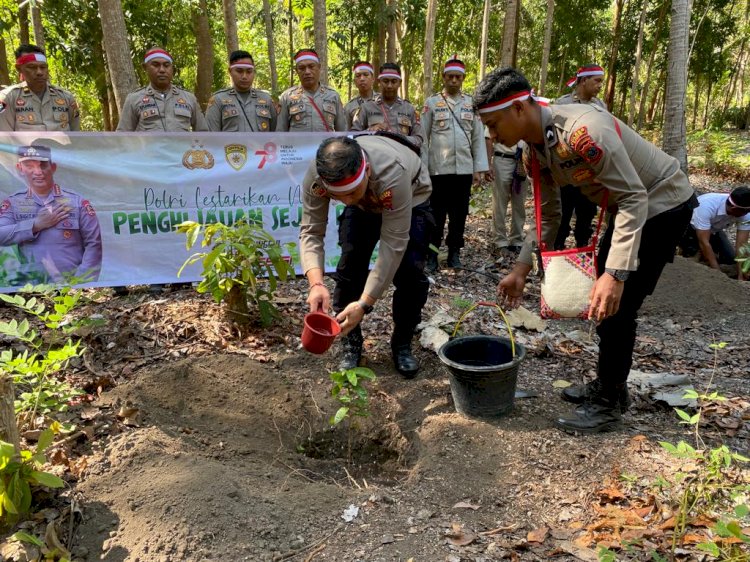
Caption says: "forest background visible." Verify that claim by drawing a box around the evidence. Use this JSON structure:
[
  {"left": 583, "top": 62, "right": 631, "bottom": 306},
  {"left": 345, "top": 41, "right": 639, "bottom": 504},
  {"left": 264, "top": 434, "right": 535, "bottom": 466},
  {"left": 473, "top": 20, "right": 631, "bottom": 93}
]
[{"left": 1, "top": 0, "right": 747, "bottom": 147}]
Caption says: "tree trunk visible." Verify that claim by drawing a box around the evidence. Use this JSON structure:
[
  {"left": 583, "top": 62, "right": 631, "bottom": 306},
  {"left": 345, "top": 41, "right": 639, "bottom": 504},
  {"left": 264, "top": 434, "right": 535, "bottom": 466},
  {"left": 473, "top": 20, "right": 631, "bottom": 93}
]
[
  {"left": 538, "top": 0, "right": 555, "bottom": 94},
  {"left": 637, "top": 0, "right": 668, "bottom": 129},
  {"left": 93, "top": 40, "right": 112, "bottom": 131},
  {"left": 499, "top": 0, "right": 520, "bottom": 67},
  {"left": 18, "top": 0, "right": 30, "bottom": 45},
  {"left": 648, "top": 67, "right": 666, "bottom": 124},
  {"left": 193, "top": 0, "right": 214, "bottom": 109},
  {"left": 422, "top": 0, "right": 438, "bottom": 100},
  {"left": 312, "top": 0, "right": 328, "bottom": 83},
  {"left": 98, "top": 0, "right": 138, "bottom": 114},
  {"left": 557, "top": 43, "right": 568, "bottom": 91},
  {"left": 225, "top": 285, "right": 250, "bottom": 327},
  {"left": 288, "top": 0, "right": 294, "bottom": 85},
  {"left": 374, "top": 2, "right": 386, "bottom": 73},
  {"left": 0, "top": 38, "right": 10, "bottom": 85},
  {"left": 722, "top": 42, "right": 745, "bottom": 113},
  {"left": 605, "top": 0, "right": 626, "bottom": 110},
  {"left": 702, "top": 78, "right": 713, "bottom": 129},
  {"left": 31, "top": 4, "right": 45, "bottom": 50},
  {"left": 479, "top": 0, "right": 491, "bottom": 79},
  {"left": 261, "top": 0, "right": 278, "bottom": 94},
  {"left": 691, "top": 73, "right": 700, "bottom": 130},
  {"left": 0, "top": 376, "right": 20, "bottom": 455},
  {"left": 628, "top": 0, "right": 648, "bottom": 126},
  {"left": 222, "top": 0, "right": 239, "bottom": 58},
  {"left": 386, "top": 0, "right": 397, "bottom": 62},
  {"left": 663, "top": 0, "right": 689, "bottom": 173}
]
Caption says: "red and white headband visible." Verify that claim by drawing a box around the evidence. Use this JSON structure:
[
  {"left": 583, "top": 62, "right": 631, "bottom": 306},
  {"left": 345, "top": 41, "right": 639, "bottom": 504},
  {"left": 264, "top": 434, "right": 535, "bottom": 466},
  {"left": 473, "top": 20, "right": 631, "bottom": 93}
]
[
  {"left": 378, "top": 70, "right": 401, "bottom": 80},
  {"left": 321, "top": 151, "right": 368, "bottom": 193},
  {"left": 444, "top": 60, "right": 465, "bottom": 74},
  {"left": 230, "top": 62, "right": 255, "bottom": 70},
  {"left": 16, "top": 53, "right": 46, "bottom": 65},
  {"left": 476, "top": 90, "right": 548, "bottom": 114},
  {"left": 353, "top": 63, "right": 374, "bottom": 75},
  {"left": 728, "top": 195, "right": 750, "bottom": 210},
  {"left": 566, "top": 65, "right": 604, "bottom": 88},
  {"left": 295, "top": 51, "right": 320, "bottom": 64},
  {"left": 145, "top": 49, "right": 173, "bottom": 64}
]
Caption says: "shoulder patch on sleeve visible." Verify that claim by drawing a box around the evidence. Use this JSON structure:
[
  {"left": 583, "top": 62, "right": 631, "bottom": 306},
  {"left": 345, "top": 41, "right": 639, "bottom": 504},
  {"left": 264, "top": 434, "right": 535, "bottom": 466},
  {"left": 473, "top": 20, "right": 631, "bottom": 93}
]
[
  {"left": 0, "top": 199, "right": 11, "bottom": 215},
  {"left": 82, "top": 199, "right": 96, "bottom": 216},
  {"left": 311, "top": 184, "right": 328, "bottom": 198},
  {"left": 569, "top": 126, "right": 603, "bottom": 165},
  {"left": 379, "top": 189, "right": 393, "bottom": 210}
]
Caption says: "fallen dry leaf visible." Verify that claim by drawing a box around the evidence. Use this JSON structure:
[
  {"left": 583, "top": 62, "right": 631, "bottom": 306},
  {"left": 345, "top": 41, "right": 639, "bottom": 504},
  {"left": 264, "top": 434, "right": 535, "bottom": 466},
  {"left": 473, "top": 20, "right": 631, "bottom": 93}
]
[
  {"left": 452, "top": 501, "right": 481, "bottom": 510},
  {"left": 446, "top": 523, "right": 477, "bottom": 547},
  {"left": 527, "top": 527, "right": 549, "bottom": 543}
]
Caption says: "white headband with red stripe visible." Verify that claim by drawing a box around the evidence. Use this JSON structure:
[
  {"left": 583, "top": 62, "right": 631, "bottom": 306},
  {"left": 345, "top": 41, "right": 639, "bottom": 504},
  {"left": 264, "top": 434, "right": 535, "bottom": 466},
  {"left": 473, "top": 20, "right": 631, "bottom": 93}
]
[
  {"left": 321, "top": 151, "right": 368, "bottom": 193},
  {"left": 353, "top": 63, "right": 374, "bottom": 74},
  {"left": 145, "top": 50, "right": 173, "bottom": 64},
  {"left": 378, "top": 70, "right": 401, "bottom": 80},
  {"left": 477, "top": 90, "right": 549, "bottom": 114},
  {"left": 16, "top": 53, "right": 47, "bottom": 65},
  {"left": 295, "top": 51, "right": 320, "bottom": 64},
  {"left": 566, "top": 66, "right": 604, "bottom": 88},
  {"left": 231, "top": 62, "right": 255, "bottom": 70},
  {"left": 444, "top": 63, "right": 465, "bottom": 74},
  {"left": 728, "top": 195, "right": 750, "bottom": 210}
]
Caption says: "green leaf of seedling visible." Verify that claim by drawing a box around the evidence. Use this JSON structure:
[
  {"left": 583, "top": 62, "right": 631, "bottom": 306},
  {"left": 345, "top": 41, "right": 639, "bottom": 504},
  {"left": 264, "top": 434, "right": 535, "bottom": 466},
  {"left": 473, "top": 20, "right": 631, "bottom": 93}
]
[
  {"left": 346, "top": 370, "right": 358, "bottom": 386},
  {"left": 331, "top": 407, "right": 349, "bottom": 426},
  {"left": 696, "top": 542, "right": 721, "bottom": 556},
  {"left": 660, "top": 441, "right": 678, "bottom": 454},
  {"left": 35, "top": 428, "right": 54, "bottom": 454},
  {"left": 676, "top": 409, "right": 692, "bottom": 422},
  {"left": 11, "top": 531, "right": 44, "bottom": 546},
  {"left": 682, "top": 389, "right": 699, "bottom": 399},
  {"left": 29, "top": 470, "right": 64, "bottom": 488},
  {"left": 735, "top": 504, "right": 749, "bottom": 518}
]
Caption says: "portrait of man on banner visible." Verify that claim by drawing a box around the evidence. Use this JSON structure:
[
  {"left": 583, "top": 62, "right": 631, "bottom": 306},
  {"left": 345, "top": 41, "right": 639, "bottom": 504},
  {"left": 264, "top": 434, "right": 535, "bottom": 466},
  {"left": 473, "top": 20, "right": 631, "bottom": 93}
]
[{"left": 0, "top": 144, "right": 103, "bottom": 285}]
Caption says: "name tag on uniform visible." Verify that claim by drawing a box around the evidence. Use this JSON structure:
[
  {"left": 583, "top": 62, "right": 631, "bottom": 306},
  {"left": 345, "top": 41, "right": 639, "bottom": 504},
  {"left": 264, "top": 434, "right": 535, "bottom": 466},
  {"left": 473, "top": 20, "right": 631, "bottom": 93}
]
[{"left": 460, "top": 110, "right": 473, "bottom": 120}]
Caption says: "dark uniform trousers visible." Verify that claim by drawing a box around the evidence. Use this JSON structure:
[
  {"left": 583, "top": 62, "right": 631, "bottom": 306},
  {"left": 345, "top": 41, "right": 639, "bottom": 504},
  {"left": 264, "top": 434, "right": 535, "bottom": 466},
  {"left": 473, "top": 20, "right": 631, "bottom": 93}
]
[
  {"left": 679, "top": 226, "right": 737, "bottom": 264},
  {"left": 595, "top": 195, "right": 696, "bottom": 390},
  {"left": 555, "top": 184, "right": 598, "bottom": 249},
  {"left": 333, "top": 201, "right": 434, "bottom": 344},
  {"left": 430, "top": 174, "right": 473, "bottom": 250}
]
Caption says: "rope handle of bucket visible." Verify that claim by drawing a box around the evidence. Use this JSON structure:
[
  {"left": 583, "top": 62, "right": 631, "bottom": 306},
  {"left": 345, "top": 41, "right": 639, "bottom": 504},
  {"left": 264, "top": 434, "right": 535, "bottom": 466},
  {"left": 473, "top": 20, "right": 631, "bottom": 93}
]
[{"left": 451, "top": 301, "right": 517, "bottom": 359}]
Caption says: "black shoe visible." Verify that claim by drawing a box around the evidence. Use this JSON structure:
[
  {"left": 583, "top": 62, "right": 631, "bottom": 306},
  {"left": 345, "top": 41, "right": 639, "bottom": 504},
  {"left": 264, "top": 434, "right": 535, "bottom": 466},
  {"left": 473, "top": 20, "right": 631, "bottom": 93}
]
[
  {"left": 555, "top": 401, "right": 623, "bottom": 434},
  {"left": 507, "top": 245, "right": 522, "bottom": 253},
  {"left": 425, "top": 253, "right": 439, "bottom": 273},
  {"left": 446, "top": 249, "right": 461, "bottom": 268},
  {"left": 561, "top": 379, "right": 632, "bottom": 411},
  {"left": 391, "top": 343, "right": 419, "bottom": 379},
  {"left": 339, "top": 327, "right": 363, "bottom": 371}
]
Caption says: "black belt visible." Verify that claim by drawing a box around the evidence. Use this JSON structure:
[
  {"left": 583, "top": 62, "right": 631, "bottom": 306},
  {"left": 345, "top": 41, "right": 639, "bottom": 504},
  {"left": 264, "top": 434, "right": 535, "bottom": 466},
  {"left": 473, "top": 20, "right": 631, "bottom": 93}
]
[{"left": 494, "top": 151, "right": 515, "bottom": 159}]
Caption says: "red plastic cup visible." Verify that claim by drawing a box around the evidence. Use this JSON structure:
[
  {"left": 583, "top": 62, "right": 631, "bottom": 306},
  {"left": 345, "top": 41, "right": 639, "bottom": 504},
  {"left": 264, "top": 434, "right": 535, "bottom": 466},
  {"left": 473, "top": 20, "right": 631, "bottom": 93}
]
[{"left": 301, "top": 312, "right": 342, "bottom": 354}]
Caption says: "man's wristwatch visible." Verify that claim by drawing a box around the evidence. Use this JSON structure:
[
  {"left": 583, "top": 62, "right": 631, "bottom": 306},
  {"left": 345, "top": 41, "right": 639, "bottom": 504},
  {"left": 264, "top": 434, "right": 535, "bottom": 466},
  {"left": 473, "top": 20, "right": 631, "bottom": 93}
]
[
  {"left": 605, "top": 268, "right": 630, "bottom": 282},
  {"left": 357, "top": 300, "right": 373, "bottom": 314}
]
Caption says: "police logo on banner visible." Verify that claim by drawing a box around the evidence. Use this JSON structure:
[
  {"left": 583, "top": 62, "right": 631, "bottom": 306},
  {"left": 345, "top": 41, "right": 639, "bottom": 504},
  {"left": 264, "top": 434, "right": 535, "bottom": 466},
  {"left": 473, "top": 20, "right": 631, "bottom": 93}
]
[{"left": 224, "top": 144, "right": 248, "bottom": 171}]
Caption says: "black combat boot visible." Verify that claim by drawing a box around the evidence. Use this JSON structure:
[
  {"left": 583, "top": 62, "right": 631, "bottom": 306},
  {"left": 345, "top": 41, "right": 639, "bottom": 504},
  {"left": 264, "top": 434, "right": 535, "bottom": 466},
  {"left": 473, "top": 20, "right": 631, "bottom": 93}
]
[
  {"left": 555, "top": 383, "right": 627, "bottom": 434},
  {"left": 425, "top": 252, "right": 439, "bottom": 273},
  {"left": 446, "top": 248, "right": 461, "bottom": 268},
  {"left": 391, "top": 332, "right": 419, "bottom": 379},
  {"left": 339, "top": 325, "right": 363, "bottom": 371},
  {"left": 561, "top": 378, "right": 632, "bottom": 411}
]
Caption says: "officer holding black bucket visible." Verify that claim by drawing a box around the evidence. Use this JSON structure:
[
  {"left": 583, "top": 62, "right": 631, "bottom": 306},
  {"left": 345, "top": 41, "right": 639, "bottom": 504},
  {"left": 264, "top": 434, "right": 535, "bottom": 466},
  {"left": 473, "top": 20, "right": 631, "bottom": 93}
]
[{"left": 299, "top": 134, "right": 433, "bottom": 378}]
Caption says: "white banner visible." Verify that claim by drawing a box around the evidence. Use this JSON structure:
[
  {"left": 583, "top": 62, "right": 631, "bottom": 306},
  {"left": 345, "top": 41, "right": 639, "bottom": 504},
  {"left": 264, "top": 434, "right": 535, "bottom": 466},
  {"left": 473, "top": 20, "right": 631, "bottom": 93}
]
[{"left": 0, "top": 132, "right": 346, "bottom": 291}]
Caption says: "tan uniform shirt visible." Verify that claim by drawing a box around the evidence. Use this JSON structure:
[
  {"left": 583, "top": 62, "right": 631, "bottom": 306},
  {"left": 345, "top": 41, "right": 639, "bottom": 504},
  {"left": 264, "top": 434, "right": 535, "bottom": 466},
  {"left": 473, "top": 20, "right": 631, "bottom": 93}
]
[
  {"left": 0, "top": 82, "right": 80, "bottom": 131},
  {"left": 519, "top": 103, "right": 694, "bottom": 271},
  {"left": 421, "top": 92, "right": 488, "bottom": 175},
  {"left": 276, "top": 84, "right": 347, "bottom": 132},
  {"left": 351, "top": 95, "right": 424, "bottom": 150},
  {"left": 117, "top": 85, "right": 208, "bottom": 132},
  {"left": 555, "top": 92, "right": 608, "bottom": 111},
  {"left": 344, "top": 93, "right": 374, "bottom": 128},
  {"left": 205, "top": 87, "right": 277, "bottom": 132},
  {"left": 299, "top": 135, "right": 432, "bottom": 299}
]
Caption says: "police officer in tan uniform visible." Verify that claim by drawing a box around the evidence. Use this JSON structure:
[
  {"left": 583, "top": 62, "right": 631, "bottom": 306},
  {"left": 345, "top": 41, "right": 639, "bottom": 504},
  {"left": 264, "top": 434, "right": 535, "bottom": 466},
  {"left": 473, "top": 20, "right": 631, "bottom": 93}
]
[
  {"left": 344, "top": 61, "right": 375, "bottom": 128},
  {"left": 421, "top": 57, "right": 488, "bottom": 270},
  {"left": 475, "top": 67, "right": 697, "bottom": 433},
  {"left": 300, "top": 135, "right": 433, "bottom": 378},
  {"left": 351, "top": 63, "right": 424, "bottom": 150},
  {"left": 276, "top": 49, "right": 347, "bottom": 132},
  {"left": 117, "top": 48, "right": 208, "bottom": 132},
  {"left": 0, "top": 44, "right": 80, "bottom": 132},
  {"left": 206, "top": 50, "right": 277, "bottom": 132},
  {"left": 553, "top": 64, "right": 608, "bottom": 249}
]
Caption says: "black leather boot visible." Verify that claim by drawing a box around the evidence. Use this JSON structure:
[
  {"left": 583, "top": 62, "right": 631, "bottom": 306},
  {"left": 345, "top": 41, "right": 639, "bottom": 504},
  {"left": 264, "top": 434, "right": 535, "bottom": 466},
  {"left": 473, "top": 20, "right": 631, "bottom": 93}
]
[
  {"left": 425, "top": 252, "right": 439, "bottom": 273},
  {"left": 555, "top": 384, "right": 626, "bottom": 434},
  {"left": 561, "top": 378, "right": 632, "bottom": 411},
  {"left": 446, "top": 248, "right": 461, "bottom": 268},
  {"left": 339, "top": 326, "right": 363, "bottom": 371},
  {"left": 391, "top": 330, "right": 419, "bottom": 378}
]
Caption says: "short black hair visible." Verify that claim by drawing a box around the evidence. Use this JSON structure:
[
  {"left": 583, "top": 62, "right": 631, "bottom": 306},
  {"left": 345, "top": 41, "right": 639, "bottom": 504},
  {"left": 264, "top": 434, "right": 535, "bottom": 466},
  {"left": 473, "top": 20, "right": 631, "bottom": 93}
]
[
  {"left": 730, "top": 185, "right": 750, "bottom": 208},
  {"left": 15, "top": 44, "right": 45, "bottom": 59},
  {"left": 473, "top": 67, "right": 531, "bottom": 111},
  {"left": 380, "top": 62, "right": 401, "bottom": 75},
  {"left": 315, "top": 137, "right": 363, "bottom": 185},
  {"left": 229, "top": 50, "right": 254, "bottom": 64}
]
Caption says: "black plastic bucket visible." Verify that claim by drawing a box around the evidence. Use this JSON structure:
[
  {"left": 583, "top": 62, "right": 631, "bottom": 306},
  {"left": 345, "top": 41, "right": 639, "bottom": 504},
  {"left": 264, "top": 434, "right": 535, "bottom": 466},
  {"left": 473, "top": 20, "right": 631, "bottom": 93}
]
[{"left": 438, "top": 335, "right": 526, "bottom": 418}]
